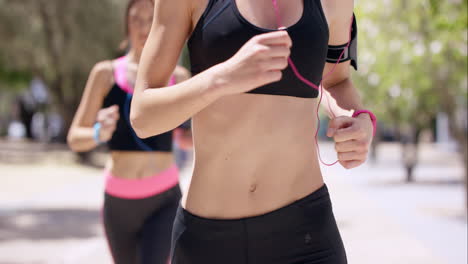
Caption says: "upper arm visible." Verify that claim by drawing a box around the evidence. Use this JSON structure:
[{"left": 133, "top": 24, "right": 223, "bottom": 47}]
[
  {"left": 135, "top": 0, "right": 193, "bottom": 94},
  {"left": 321, "top": 0, "right": 354, "bottom": 88},
  {"left": 70, "top": 61, "right": 113, "bottom": 129}
]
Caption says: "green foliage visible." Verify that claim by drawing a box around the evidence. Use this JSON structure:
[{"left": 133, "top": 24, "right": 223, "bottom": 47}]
[
  {"left": 0, "top": 66, "right": 32, "bottom": 92},
  {"left": 354, "top": 0, "right": 467, "bottom": 129},
  {"left": 0, "top": 0, "right": 127, "bottom": 134}
]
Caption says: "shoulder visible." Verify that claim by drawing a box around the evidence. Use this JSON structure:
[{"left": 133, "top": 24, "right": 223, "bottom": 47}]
[
  {"left": 88, "top": 60, "right": 114, "bottom": 96},
  {"left": 91, "top": 60, "right": 114, "bottom": 82},
  {"left": 321, "top": 0, "right": 354, "bottom": 25},
  {"left": 174, "top": 65, "right": 190, "bottom": 76},
  {"left": 174, "top": 65, "right": 191, "bottom": 80}
]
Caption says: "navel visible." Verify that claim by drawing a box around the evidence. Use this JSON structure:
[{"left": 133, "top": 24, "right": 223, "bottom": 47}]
[{"left": 249, "top": 183, "right": 258, "bottom": 193}]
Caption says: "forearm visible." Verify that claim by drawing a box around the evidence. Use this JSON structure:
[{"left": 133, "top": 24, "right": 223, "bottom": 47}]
[
  {"left": 323, "top": 78, "right": 364, "bottom": 118},
  {"left": 131, "top": 66, "right": 224, "bottom": 138},
  {"left": 67, "top": 127, "right": 98, "bottom": 152}
]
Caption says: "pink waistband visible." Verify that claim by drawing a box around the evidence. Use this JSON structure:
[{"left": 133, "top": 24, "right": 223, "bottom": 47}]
[{"left": 104, "top": 165, "right": 179, "bottom": 199}]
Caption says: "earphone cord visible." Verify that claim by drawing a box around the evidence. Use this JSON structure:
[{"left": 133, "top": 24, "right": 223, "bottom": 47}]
[{"left": 271, "top": 0, "right": 354, "bottom": 166}]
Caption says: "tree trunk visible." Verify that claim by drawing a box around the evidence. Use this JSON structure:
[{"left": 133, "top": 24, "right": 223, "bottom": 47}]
[
  {"left": 446, "top": 111, "right": 468, "bottom": 211},
  {"left": 436, "top": 49, "right": 468, "bottom": 212},
  {"left": 55, "top": 98, "right": 75, "bottom": 143},
  {"left": 401, "top": 125, "right": 421, "bottom": 183},
  {"left": 370, "top": 137, "right": 379, "bottom": 164}
]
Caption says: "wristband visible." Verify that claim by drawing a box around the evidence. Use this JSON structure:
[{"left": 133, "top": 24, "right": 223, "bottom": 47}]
[
  {"left": 352, "top": 110, "right": 377, "bottom": 136},
  {"left": 93, "top": 122, "right": 104, "bottom": 144}
]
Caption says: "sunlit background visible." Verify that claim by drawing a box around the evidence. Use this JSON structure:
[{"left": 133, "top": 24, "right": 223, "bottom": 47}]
[{"left": 0, "top": 0, "right": 466, "bottom": 263}]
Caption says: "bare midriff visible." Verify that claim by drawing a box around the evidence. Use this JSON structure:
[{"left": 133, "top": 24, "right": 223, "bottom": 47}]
[
  {"left": 106, "top": 151, "right": 174, "bottom": 179},
  {"left": 184, "top": 94, "right": 324, "bottom": 219}
]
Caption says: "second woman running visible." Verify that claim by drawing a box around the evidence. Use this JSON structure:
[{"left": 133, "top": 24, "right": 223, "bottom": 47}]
[{"left": 67, "top": 0, "right": 190, "bottom": 263}]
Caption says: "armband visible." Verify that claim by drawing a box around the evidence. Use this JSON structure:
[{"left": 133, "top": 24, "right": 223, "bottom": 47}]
[{"left": 326, "top": 13, "right": 358, "bottom": 70}]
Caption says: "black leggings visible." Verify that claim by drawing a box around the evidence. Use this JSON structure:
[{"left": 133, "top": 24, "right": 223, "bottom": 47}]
[
  {"left": 103, "top": 185, "right": 181, "bottom": 264},
  {"left": 171, "top": 185, "right": 347, "bottom": 264}
]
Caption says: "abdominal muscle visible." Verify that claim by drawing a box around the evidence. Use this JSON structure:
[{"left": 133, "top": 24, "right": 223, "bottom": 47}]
[
  {"left": 106, "top": 151, "right": 175, "bottom": 179},
  {"left": 183, "top": 93, "right": 325, "bottom": 219}
]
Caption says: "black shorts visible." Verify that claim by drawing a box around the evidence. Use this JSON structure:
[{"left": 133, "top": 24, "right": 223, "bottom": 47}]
[
  {"left": 103, "top": 185, "right": 181, "bottom": 264},
  {"left": 171, "top": 185, "right": 347, "bottom": 264}
]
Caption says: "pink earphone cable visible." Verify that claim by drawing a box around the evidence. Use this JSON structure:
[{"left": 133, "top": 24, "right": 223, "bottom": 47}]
[{"left": 271, "top": 0, "right": 354, "bottom": 166}]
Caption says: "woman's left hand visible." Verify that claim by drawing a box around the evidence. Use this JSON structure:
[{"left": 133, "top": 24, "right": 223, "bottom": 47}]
[{"left": 327, "top": 115, "right": 374, "bottom": 169}]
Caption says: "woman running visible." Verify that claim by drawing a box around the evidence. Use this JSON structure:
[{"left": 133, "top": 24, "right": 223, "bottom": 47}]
[
  {"left": 132, "top": 0, "right": 374, "bottom": 263},
  {"left": 67, "top": 0, "right": 190, "bottom": 263}
]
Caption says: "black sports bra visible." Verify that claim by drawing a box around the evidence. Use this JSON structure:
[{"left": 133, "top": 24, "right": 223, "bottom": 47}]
[
  {"left": 188, "top": 0, "right": 329, "bottom": 98},
  {"left": 102, "top": 56, "right": 174, "bottom": 152}
]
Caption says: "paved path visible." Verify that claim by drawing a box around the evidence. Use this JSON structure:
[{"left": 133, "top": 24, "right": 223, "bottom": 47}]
[{"left": 0, "top": 143, "right": 466, "bottom": 264}]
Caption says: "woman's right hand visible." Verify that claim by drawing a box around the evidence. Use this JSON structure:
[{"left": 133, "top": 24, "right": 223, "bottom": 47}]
[
  {"left": 214, "top": 30, "right": 292, "bottom": 95},
  {"left": 96, "top": 105, "right": 120, "bottom": 142}
]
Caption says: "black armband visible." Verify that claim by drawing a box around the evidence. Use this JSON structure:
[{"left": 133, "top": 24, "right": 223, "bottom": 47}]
[{"left": 326, "top": 13, "right": 358, "bottom": 70}]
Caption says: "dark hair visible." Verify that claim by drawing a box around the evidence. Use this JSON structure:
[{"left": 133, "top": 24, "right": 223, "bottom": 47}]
[{"left": 119, "top": 0, "right": 154, "bottom": 51}]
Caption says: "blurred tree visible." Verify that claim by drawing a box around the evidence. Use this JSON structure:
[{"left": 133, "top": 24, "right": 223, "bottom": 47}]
[
  {"left": 0, "top": 64, "right": 32, "bottom": 135},
  {"left": 355, "top": 0, "right": 467, "bottom": 205},
  {"left": 0, "top": 0, "right": 125, "bottom": 140}
]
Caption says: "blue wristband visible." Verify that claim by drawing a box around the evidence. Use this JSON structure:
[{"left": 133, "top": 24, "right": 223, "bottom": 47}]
[{"left": 93, "top": 122, "right": 103, "bottom": 144}]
